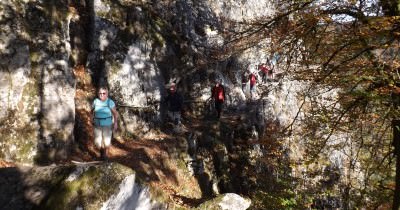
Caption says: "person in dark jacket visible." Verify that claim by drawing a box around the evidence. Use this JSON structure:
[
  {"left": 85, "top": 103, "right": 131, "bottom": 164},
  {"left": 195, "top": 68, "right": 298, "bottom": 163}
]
[
  {"left": 241, "top": 71, "right": 248, "bottom": 92},
  {"left": 211, "top": 80, "right": 226, "bottom": 119},
  {"left": 164, "top": 83, "right": 183, "bottom": 125}
]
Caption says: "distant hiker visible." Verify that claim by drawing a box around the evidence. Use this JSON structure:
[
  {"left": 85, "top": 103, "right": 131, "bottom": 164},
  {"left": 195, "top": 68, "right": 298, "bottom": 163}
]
[
  {"left": 241, "top": 71, "right": 247, "bottom": 92},
  {"left": 249, "top": 72, "right": 257, "bottom": 98},
  {"left": 266, "top": 59, "right": 274, "bottom": 80},
  {"left": 164, "top": 83, "right": 184, "bottom": 125},
  {"left": 92, "top": 86, "right": 118, "bottom": 161},
  {"left": 271, "top": 52, "right": 280, "bottom": 71},
  {"left": 211, "top": 80, "right": 226, "bottom": 119},
  {"left": 259, "top": 62, "right": 271, "bottom": 83}
]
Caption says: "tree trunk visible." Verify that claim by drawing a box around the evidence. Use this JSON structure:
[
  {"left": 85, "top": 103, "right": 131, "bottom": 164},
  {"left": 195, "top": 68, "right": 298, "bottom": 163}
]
[{"left": 392, "top": 120, "right": 400, "bottom": 210}]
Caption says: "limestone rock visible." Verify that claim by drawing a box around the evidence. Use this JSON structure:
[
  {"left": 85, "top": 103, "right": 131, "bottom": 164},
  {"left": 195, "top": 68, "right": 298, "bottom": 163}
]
[
  {"left": 196, "top": 193, "right": 251, "bottom": 210},
  {"left": 0, "top": 0, "right": 75, "bottom": 164},
  {"left": 0, "top": 162, "right": 166, "bottom": 210}
]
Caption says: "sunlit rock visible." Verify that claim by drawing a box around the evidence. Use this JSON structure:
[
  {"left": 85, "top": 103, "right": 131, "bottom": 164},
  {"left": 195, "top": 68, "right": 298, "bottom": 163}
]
[
  {"left": 197, "top": 193, "right": 251, "bottom": 210},
  {"left": 0, "top": 0, "right": 75, "bottom": 164}
]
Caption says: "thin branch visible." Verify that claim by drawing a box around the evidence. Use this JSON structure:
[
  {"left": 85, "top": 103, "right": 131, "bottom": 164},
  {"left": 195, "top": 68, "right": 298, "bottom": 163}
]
[{"left": 224, "top": 1, "right": 314, "bottom": 45}]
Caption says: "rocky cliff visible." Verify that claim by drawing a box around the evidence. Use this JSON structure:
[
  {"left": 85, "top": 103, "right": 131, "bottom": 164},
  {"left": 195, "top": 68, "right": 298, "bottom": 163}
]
[
  {"left": 0, "top": 0, "right": 75, "bottom": 164},
  {"left": 0, "top": 0, "right": 351, "bottom": 209},
  {"left": 0, "top": 0, "right": 283, "bottom": 165}
]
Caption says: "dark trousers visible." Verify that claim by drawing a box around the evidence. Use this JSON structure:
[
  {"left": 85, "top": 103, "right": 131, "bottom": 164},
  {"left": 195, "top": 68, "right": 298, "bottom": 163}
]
[
  {"left": 261, "top": 72, "right": 267, "bottom": 82},
  {"left": 214, "top": 100, "right": 223, "bottom": 118}
]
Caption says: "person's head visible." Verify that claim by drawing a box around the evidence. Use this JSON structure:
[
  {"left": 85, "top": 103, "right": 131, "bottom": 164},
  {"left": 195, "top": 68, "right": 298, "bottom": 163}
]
[
  {"left": 169, "top": 84, "right": 176, "bottom": 93},
  {"left": 215, "top": 79, "right": 221, "bottom": 87},
  {"left": 98, "top": 87, "right": 108, "bottom": 101}
]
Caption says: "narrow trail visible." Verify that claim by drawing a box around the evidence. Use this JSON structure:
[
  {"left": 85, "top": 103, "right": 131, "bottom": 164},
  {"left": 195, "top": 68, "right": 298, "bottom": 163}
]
[
  {"left": 69, "top": 95, "right": 268, "bottom": 207},
  {"left": 0, "top": 65, "right": 279, "bottom": 208}
]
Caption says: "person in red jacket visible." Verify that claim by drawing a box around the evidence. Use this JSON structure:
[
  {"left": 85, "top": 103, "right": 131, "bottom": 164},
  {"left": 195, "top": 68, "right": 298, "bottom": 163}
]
[
  {"left": 249, "top": 72, "right": 257, "bottom": 99},
  {"left": 259, "top": 63, "right": 269, "bottom": 83},
  {"left": 211, "top": 80, "right": 226, "bottom": 119}
]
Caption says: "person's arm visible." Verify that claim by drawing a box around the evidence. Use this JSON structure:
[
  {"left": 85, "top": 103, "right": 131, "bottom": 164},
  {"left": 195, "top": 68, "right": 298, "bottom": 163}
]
[
  {"left": 223, "top": 86, "right": 226, "bottom": 101},
  {"left": 92, "top": 100, "right": 96, "bottom": 121}
]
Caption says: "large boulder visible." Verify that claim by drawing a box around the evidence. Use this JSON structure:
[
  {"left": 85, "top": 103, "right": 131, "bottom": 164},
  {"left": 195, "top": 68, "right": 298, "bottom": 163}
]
[
  {"left": 0, "top": 162, "right": 166, "bottom": 210},
  {"left": 196, "top": 193, "right": 251, "bottom": 210}
]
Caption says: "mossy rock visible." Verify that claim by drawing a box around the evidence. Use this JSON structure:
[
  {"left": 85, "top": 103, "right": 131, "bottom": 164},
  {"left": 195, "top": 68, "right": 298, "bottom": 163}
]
[
  {"left": 1, "top": 163, "right": 168, "bottom": 210},
  {"left": 40, "top": 162, "right": 138, "bottom": 210},
  {"left": 0, "top": 110, "right": 38, "bottom": 163}
]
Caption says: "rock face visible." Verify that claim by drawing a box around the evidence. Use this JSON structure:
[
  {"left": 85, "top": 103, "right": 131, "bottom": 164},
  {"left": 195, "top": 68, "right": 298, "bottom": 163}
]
[
  {"left": 0, "top": 162, "right": 164, "bottom": 210},
  {"left": 1, "top": 0, "right": 391, "bottom": 209},
  {"left": 85, "top": 0, "right": 278, "bottom": 137},
  {"left": 0, "top": 0, "right": 349, "bottom": 209},
  {"left": 0, "top": 0, "right": 75, "bottom": 164},
  {"left": 0, "top": 0, "right": 283, "bottom": 164}
]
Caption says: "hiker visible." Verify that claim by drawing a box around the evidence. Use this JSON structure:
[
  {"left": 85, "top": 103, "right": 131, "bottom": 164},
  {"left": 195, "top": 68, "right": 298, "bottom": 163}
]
[
  {"left": 259, "top": 62, "right": 271, "bottom": 83},
  {"left": 211, "top": 79, "right": 226, "bottom": 119},
  {"left": 164, "top": 83, "right": 184, "bottom": 125},
  {"left": 92, "top": 86, "right": 118, "bottom": 160},
  {"left": 241, "top": 71, "right": 247, "bottom": 92},
  {"left": 271, "top": 52, "right": 279, "bottom": 74},
  {"left": 266, "top": 59, "right": 274, "bottom": 80},
  {"left": 249, "top": 71, "right": 257, "bottom": 99}
]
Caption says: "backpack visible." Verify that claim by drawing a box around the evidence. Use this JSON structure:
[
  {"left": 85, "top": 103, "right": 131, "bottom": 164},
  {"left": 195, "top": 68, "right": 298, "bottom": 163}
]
[
  {"left": 250, "top": 74, "right": 256, "bottom": 84},
  {"left": 262, "top": 66, "right": 269, "bottom": 73},
  {"left": 218, "top": 89, "right": 224, "bottom": 100}
]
